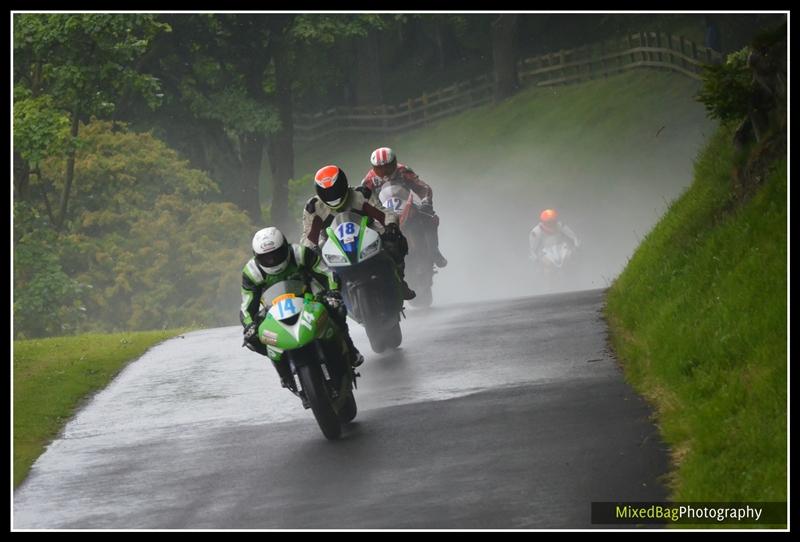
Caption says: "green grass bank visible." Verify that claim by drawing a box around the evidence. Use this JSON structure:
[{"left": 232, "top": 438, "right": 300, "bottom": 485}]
[
  {"left": 605, "top": 123, "right": 787, "bottom": 505},
  {"left": 13, "top": 329, "right": 189, "bottom": 487}
]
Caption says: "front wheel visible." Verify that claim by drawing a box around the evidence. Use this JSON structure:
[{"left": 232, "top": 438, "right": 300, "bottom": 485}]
[
  {"left": 338, "top": 393, "right": 358, "bottom": 423},
  {"left": 365, "top": 323, "right": 386, "bottom": 354},
  {"left": 386, "top": 321, "right": 402, "bottom": 349},
  {"left": 297, "top": 364, "right": 341, "bottom": 440}
]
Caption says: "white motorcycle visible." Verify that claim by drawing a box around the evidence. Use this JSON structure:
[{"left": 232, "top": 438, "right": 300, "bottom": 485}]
[{"left": 530, "top": 234, "right": 578, "bottom": 292}]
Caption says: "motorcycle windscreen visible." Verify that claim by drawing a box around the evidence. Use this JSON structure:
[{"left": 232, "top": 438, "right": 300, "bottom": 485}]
[
  {"left": 329, "top": 212, "right": 363, "bottom": 262},
  {"left": 378, "top": 184, "right": 412, "bottom": 213},
  {"left": 261, "top": 279, "right": 307, "bottom": 322}
]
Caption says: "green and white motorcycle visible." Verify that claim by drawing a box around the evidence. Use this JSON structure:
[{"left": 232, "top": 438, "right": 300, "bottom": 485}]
[
  {"left": 256, "top": 279, "right": 358, "bottom": 440},
  {"left": 320, "top": 212, "right": 404, "bottom": 354}
]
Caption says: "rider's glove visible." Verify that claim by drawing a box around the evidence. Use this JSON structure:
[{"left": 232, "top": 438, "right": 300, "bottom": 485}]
[
  {"left": 321, "top": 290, "right": 343, "bottom": 309},
  {"left": 384, "top": 222, "right": 401, "bottom": 241},
  {"left": 243, "top": 322, "right": 258, "bottom": 342},
  {"left": 419, "top": 198, "right": 434, "bottom": 215},
  {"left": 354, "top": 185, "right": 372, "bottom": 199}
]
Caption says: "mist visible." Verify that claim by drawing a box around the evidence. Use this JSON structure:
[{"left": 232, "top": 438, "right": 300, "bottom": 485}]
[{"left": 406, "top": 107, "right": 715, "bottom": 306}]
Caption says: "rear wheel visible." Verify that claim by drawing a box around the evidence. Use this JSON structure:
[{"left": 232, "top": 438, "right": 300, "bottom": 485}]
[{"left": 297, "top": 364, "right": 341, "bottom": 440}]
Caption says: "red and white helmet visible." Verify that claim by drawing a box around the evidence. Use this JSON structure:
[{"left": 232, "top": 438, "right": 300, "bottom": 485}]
[
  {"left": 371, "top": 147, "right": 396, "bottom": 167},
  {"left": 371, "top": 147, "right": 397, "bottom": 180}
]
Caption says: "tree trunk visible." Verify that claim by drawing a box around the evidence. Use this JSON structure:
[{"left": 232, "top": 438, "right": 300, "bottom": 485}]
[
  {"left": 57, "top": 104, "right": 80, "bottom": 231},
  {"left": 239, "top": 133, "right": 266, "bottom": 223},
  {"left": 14, "top": 151, "right": 30, "bottom": 202},
  {"left": 354, "top": 29, "right": 384, "bottom": 106},
  {"left": 491, "top": 15, "right": 520, "bottom": 102},
  {"left": 202, "top": 122, "right": 246, "bottom": 206},
  {"left": 434, "top": 22, "right": 446, "bottom": 70},
  {"left": 266, "top": 25, "right": 296, "bottom": 237}
]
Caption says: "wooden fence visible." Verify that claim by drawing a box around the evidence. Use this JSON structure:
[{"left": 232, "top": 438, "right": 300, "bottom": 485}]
[{"left": 293, "top": 32, "right": 722, "bottom": 145}]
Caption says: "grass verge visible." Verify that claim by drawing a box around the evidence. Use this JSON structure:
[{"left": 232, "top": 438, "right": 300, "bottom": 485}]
[
  {"left": 605, "top": 123, "right": 787, "bottom": 511},
  {"left": 13, "top": 328, "right": 190, "bottom": 488}
]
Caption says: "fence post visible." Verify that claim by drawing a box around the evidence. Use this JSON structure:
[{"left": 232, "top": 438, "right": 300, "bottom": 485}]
[
  {"left": 599, "top": 40, "right": 607, "bottom": 77},
  {"left": 655, "top": 32, "right": 662, "bottom": 66},
  {"left": 582, "top": 45, "right": 590, "bottom": 81},
  {"left": 679, "top": 35, "right": 687, "bottom": 70},
  {"left": 665, "top": 33, "right": 671, "bottom": 67},
  {"left": 628, "top": 34, "right": 635, "bottom": 66}
]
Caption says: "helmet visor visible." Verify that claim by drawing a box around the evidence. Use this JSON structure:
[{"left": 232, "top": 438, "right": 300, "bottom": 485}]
[
  {"left": 256, "top": 241, "right": 289, "bottom": 269},
  {"left": 374, "top": 162, "right": 396, "bottom": 179},
  {"left": 317, "top": 179, "right": 348, "bottom": 206}
]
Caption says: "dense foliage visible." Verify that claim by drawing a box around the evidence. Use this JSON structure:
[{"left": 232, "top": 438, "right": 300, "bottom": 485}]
[
  {"left": 14, "top": 121, "right": 254, "bottom": 338},
  {"left": 696, "top": 47, "right": 753, "bottom": 123}
]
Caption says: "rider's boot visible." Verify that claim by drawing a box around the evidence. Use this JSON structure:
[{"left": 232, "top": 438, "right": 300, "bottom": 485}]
[
  {"left": 430, "top": 220, "right": 448, "bottom": 268},
  {"left": 397, "top": 262, "right": 416, "bottom": 300},
  {"left": 401, "top": 280, "right": 417, "bottom": 300},
  {"left": 332, "top": 307, "right": 364, "bottom": 368},
  {"left": 344, "top": 334, "right": 364, "bottom": 367}
]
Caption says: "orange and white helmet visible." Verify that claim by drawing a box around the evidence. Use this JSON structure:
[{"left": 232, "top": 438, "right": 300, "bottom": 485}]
[{"left": 314, "top": 165, "right": 350, "bottom": 209}]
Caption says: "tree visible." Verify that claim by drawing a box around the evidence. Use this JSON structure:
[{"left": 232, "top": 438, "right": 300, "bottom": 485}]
[
  {"left": 123, "top": 14, "right": 281, "bottom": 225},
  {"left": 15, "top": 120, "right": 255, "bottom": 337},
  {"left": 13, "top": 13, "right": 168, "bottom": 230},
  {"left": 270, "top": 14, "right": 386, "bottom": 235},
  {"left": 491, "top": 14, "right": 520, "bottom": 102}
]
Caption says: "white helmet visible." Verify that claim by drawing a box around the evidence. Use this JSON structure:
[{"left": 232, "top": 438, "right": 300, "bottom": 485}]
[{"left": 252, "top": 227, "right": 290, "bottom": 274}]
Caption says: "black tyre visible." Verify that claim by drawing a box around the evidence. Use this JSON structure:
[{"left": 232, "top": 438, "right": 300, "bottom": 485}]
[
  {"left": 297, "top": 364, "right": 341, "bottom": 440},
  {"left": 365, "top": 324, "right": 387, "bottom": 354},
  {"left": 386, "top": 321, "right": 403, "bottom": 349},
  {"left": 409, "top": 284, "right": 433, "bottom": 308},
  {"left": 338, "top": 393, "right": 358, "bottom": 423}
]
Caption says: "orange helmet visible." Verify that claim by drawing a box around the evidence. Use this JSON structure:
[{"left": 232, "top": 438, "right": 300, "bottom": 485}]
[{"left": 540, "top": 209, "right": 558, "bottom": 223}]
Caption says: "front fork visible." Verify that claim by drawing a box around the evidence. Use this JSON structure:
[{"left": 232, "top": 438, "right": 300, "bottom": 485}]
[{"left": 286, "top": 340, "right": 357, "bottom": 409}]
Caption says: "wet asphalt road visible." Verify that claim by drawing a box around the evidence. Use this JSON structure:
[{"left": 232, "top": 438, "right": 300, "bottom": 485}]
[{"left": 14, "top": 288, "right": 669, "bottom": 529}]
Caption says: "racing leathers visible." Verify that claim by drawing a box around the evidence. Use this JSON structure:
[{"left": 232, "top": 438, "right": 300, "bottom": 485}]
[
  {"left": 240, "top": 243, "right": 362, "bottom": 387},
  {"left": 528, "top": 221, "right": 580, "bottom": 261},
  {"left": 361, "top": 163, "right": 447, "bottom": 268},
  {"left": 301, "top": 187, "right": 415, "bottom": 299}
]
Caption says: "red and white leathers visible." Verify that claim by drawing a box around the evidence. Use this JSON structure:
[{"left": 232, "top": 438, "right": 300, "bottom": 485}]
[
  {"left": 301, "top": 187, "right": 398, "bottom": 251},
  {"left": 361, "top": 163, "right": 434, "bottom": 204}
]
